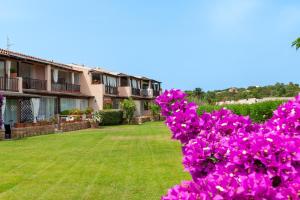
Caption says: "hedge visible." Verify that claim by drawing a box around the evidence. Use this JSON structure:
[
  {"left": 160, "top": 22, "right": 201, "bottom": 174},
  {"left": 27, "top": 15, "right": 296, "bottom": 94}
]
[
  {"left": 197, "top": 100, "right": 285, "bottom": 122},
  {"left": 100, "top": 109, "right": 124, "bottom": 125}
]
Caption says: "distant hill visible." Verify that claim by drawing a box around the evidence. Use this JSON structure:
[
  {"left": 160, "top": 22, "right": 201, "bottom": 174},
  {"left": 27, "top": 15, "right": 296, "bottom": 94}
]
[{"left": 185, "top": 82, "right": 300, "bottom": 104}]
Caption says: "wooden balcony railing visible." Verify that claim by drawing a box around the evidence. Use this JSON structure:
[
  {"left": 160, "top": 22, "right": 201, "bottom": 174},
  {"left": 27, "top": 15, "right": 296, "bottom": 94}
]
[
  {"left": 0, "top": 77, "right": 19, "bottom": 92},
  {"left": 105, "top": 85, "right": 118, "bottom": 95},
  {"left": 131, "top": 88, "right": 141, "bottom": 96},
  {"left": 23, "top": 78, "right": 47, "bottom": 90},
  {"left": 51, "top": 82, "right": 80, "bottom": 93}
]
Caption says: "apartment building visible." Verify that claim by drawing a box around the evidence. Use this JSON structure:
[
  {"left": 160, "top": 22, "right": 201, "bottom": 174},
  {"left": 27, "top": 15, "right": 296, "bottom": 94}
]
[
  {"left": 69, "top": 64, "right": 162, "bottom": 116},
  {"left": 0, "top": 49, "right": 161, "bottom": 127}
]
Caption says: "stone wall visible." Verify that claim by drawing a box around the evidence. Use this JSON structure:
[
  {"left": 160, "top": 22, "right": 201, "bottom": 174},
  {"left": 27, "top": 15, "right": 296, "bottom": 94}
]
[
  {"left": 133, "top": 116, "right": 152, "bottom": 125},
  {"left": 60, "top": 121, "right": 91, "bottom": 132},
  {"left": 0, "top": 130, "right": 4, "bottom": 140},
  {"left": 0, "top": 121, "right": 92, "bottom": 140},
  {"left": 11, "top": 124, "right": 56, "bottom": 139}
]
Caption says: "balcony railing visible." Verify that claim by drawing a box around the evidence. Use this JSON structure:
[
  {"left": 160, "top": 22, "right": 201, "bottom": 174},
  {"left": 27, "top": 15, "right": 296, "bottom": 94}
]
[
  {"left": 141, "top": 89, "right": 155, "bottom": 97},
  {"left": 0, "top": 77, "right": 19, "bottom": 92},
  {"left": 132, "top": 88, "right": 141, "bottom": 96},
  {"left": 23, "top": 78, "right": 47, "bottom": 90},
  {"left": 51, "top": 82, "right": 80, "bottom": 93},
  {"left": 153, "top": 90, "right": 160, "bottom": 97},
  {"left": 105, "top": 85, "right": 118, "bottom": 95}
]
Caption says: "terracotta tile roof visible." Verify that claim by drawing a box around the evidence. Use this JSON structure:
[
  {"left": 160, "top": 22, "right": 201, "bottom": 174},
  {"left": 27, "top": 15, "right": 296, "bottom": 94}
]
[
  {"left": 68, "top": 64, "right": 161, "bottom": 83},
  {"left": 0, "top": 48, "right": 81, "bottom": 72}
]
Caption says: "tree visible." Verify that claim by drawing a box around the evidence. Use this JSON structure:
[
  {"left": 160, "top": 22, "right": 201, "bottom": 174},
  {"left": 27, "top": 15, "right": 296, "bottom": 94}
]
[
  {"left": 121, "top": 98, "right": 136, "bottom": 124},
  {"left": 292, "top": 37, "right": 300, "bottom": 50},
  {"left": 194, "top": 88, "right": 205, "bottom": 99}
]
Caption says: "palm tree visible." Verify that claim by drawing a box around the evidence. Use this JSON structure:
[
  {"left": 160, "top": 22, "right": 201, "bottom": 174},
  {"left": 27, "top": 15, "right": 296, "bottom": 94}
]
[{"left": 292, "top": 37, "right": 300, "bottom": 50}]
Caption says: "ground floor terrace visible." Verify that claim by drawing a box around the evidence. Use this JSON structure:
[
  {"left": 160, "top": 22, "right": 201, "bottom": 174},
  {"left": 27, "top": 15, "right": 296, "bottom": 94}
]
[
  {"left": 103, "top": 96, "right": 153, "bottom": 117},
  {"left": 0, "top": 122, "right": 187, "bottom": 200},
  {"left": 2, "top": 93, "right": 90, "bottom": 128}
]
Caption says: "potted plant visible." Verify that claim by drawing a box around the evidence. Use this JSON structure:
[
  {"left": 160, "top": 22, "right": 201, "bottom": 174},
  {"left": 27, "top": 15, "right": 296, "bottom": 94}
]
[{"left": 10, "top": 68, "right": 17, "bottom": 78}]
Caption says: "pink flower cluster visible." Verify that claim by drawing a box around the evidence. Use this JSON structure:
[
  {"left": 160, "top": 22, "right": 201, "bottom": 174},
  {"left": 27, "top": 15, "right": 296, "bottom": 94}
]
[{"left": 156, "top": 89, "right": 300, "bottom": 200}]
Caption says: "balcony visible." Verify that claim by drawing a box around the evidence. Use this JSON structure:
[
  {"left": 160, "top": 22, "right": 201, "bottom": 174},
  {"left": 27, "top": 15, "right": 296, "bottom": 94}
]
[
  {"left": 23, "top": 78, "right": 47, "bottom": 90},
  {"left": 131, "top": 88, "right": 141, "bottom": 96},
  {"left": 141, "top": 89, "right": 153, "bottom": 97},
  {"left": 105, "top": 85, "right": 118, "bottom": 95},
  {"left": 0, "top": 77, "right": 19, "bottom": 92},
  {"left": 52, "top": 82, "right": 80, "bottom": 93},
  {"left": 153, "top": 90, "right": 160, "bottom": 97}
]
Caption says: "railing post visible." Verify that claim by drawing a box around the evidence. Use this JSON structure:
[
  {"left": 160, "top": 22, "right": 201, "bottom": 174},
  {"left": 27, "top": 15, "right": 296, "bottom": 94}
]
[{"left": 45, "top": 65, "right": 51, "bottom": 91}]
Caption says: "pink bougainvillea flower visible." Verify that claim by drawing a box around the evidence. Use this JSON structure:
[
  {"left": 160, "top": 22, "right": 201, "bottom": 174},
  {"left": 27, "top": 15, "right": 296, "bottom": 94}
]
[{"left": 156, "top": 89, "right": 300, "bottom": 199}]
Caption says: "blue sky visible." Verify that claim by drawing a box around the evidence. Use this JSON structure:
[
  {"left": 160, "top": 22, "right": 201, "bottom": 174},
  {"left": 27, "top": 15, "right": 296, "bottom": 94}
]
[{"left": 1, "top": 0, "right": 300, "bottom": 91}]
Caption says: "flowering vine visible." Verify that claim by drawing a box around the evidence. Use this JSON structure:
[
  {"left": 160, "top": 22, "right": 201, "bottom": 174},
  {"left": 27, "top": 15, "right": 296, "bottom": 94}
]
[{"left": 156, "top": 89, "right": 300, "bottom": 200}]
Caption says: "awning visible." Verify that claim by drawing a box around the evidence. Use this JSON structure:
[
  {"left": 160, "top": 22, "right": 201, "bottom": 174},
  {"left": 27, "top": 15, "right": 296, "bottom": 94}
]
[
  {"left": 1, "top": 91, "right": 41, "bottom": 98},
  {"left": 23, "top": 89, "right": 93, "bottom": 98}
]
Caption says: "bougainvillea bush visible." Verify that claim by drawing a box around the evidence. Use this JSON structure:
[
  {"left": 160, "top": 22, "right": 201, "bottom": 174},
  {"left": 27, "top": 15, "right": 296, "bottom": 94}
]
[{"left": 156, "top": 89, "right": 300, "bottom": 200}]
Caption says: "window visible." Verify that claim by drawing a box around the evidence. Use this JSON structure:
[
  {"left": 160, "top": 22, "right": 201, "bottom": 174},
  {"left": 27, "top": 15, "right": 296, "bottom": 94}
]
[
  {"left": 92, "top": 73, "right": 102, "bottom": 84},
  {"left": 152, "top": 82, "right": 160, "bottom": 91},
  {"left": 120, "top": 77, "right": 128, "bottom": 86},
  {"left": 112, "top": 99, "right": 119, "bottom": 109},
  {"left": 131, "top": 79, "right": 140, "bottom": 89},
  {"left": 38, "top": 97, "right": 56, "bottom": 120},
  {"left": 143, "top": 101, "right": 149, "bottom": 111},
  {"left": 19, "top": 62, "right": 32, "bottom": 78},
  {"left": 11, "top": 61, "right": 18, "bottom": 75},
  {"left": 103, "top": 75, "right": 117, "bottom": 87},
  {"left": 142, "top": 83, "right": 149, "bottom": 89},
  {"left": 58, "top": 70, "right": 71, "bottom": 83},
  {"left": 74, "top": 73, "right": 80, "bottom": 84},
  {"left": 60, "top": 98, "right": 89, "bottom": 111}
]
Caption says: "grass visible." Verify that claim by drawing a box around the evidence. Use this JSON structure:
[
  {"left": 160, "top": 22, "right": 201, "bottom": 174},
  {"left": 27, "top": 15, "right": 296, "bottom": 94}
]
[{"left": 0, "top": 122, "right": 189, "bottom": 200}]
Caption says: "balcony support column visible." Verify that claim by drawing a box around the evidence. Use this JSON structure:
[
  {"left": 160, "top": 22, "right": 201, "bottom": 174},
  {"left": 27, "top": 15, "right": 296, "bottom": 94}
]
[
  {"left": 5, "top": 60, "right": 11, "bottom": 90},
  {"left": 71, "top": 72, "right": 75, "bottom": 84},
  {"left": 45, "top": 65, "right": 51, "bottom": 91},
  {"left": 5, "top": 60, "right": 11, "bottom": 78},
  {"left": 17, "top": 77, "right": 23, "bottom": 93}
]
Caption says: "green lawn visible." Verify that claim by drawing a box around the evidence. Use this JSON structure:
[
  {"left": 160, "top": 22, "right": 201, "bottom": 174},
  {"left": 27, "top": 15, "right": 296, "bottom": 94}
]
[{"left": 0, "top": 122, "right": 189, "bottom": 200}]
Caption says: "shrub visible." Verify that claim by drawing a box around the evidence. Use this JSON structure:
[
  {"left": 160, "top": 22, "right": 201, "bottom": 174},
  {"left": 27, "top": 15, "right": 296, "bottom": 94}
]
[
  {"left": 10, "top": 67, "right": 17, "bottom": 73},
  {"left": 60, "top": 110, "right": 71, "bottom": 115},
  {"left": 84, "top": 107, "right": 93, "bottom": 115},
  {"left": 103, "top": 103, "right": 112, "bottom": 110},
  {"left": 121, "top": 98, "right": 136, "bottom": 124},
  {"left": 92, "top": 111, "right": 103, "bottom": 124},
  {"left": 70, "top": 109, "right": 83, "bottom": 115},
  {"left": 198, "top": 100, "right": 285, "bottom": 122},
  {"left": 150, "top": 103, "right": 160, "bottom": 118},
  {"left": 99, "top": 109, "right": 123, "bottom": 125},
  {"left": 156, "top": 89, "right": 300, "bottom": 199}
]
